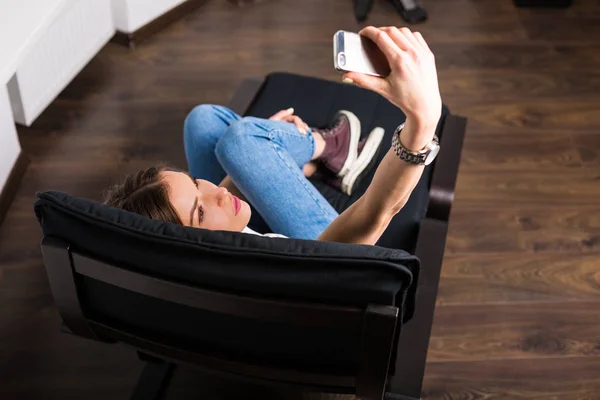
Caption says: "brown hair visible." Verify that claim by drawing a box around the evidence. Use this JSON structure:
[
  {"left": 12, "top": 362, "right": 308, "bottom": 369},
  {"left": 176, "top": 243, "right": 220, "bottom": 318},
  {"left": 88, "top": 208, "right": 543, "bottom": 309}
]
[{"left": 103, "top": 164, "right": 183, "bottom": 225}]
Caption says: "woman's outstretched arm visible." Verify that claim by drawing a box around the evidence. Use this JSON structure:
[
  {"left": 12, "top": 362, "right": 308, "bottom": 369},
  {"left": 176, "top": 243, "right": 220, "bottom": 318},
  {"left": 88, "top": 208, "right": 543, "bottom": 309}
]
[{"left": 318, "top": 26, "right": 442, "bottom": 245}]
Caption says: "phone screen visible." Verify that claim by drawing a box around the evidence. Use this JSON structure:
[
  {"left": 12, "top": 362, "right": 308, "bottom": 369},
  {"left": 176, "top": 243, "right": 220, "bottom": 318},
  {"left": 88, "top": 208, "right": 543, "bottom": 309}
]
[{"left": 336, "top": 31, "right": 391, "bottom": 77}]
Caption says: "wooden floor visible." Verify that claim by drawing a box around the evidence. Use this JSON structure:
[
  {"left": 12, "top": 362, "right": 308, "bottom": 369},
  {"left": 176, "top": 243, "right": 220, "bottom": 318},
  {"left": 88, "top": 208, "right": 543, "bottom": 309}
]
[{"left": 1, "top": 0, "right": 599, "bottom": 399}]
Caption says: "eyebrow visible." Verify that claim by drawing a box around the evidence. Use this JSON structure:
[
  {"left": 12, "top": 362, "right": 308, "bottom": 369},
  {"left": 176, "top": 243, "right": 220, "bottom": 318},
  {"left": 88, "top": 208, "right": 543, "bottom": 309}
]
[
  {"left": 186, "top": 172, "right": 198, "bottom": 226},
  {"left": 190, "top": 197, "right": 198, "bottom": 226}
]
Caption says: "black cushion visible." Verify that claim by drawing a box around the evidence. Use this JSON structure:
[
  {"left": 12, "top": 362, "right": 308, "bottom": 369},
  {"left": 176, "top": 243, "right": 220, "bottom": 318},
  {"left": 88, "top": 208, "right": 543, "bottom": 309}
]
[
  {"left": 245, "top": 72, "right": 449, "bottom": 252},
  {"left": 34, "top": 190, "right": 419, "bottom": 374}
]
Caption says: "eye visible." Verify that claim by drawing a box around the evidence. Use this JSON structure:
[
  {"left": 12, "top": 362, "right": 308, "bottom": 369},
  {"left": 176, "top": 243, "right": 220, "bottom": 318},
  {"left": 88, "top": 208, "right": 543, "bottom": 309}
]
[
  {"left": 197, "top": 206, "right": 205, "bottom": 223},
  {"left": 194, "top": 180, "right": 199, "bottom": 188}
]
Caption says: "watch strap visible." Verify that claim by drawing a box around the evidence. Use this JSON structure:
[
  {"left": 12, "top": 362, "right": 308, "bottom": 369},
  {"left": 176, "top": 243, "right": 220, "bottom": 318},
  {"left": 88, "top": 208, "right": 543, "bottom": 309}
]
[
  {"left": 392, "top": 133, "right": 427, "bottom": 164},
  {"left": 391, "top": 123, "right": 439, "bottom": 165}
]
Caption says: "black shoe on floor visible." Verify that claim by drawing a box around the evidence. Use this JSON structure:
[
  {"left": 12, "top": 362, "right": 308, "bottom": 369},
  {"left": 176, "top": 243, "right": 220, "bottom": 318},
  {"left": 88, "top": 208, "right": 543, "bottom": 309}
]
[
  {"left": 391, "top": 0, "right": 428, "bottom": 24},
  {"left": 354, "top": 0, "right": 374, "bottom": 22}
]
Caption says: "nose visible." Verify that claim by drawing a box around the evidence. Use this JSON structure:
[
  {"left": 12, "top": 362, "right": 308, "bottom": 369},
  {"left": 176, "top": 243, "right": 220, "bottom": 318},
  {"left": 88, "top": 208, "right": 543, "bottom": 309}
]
[
  {"left": 216, "top": 187, "right": 228, "bottom": 206},
  {"left": 197, "top": 180, "right": 229, "bottom": 206}
]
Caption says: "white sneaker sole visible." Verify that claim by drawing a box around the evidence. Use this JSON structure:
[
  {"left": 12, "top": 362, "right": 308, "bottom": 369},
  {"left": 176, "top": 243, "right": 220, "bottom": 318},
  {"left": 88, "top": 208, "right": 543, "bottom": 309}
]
[
  {"left": 341, "top": 127, "right": 385, "bottom": 196},
  {"left": 337, "top": 110, "right": 361, "bottom": 177}
]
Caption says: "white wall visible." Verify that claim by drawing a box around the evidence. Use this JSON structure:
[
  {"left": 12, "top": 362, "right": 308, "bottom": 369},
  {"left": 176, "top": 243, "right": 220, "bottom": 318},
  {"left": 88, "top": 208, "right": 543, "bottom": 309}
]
[
  {"left": 111, "top": 0, "right": 188, "bottom": 33},
  {"left": 0, "top": 86, "right": 22, "bottom": 193}
]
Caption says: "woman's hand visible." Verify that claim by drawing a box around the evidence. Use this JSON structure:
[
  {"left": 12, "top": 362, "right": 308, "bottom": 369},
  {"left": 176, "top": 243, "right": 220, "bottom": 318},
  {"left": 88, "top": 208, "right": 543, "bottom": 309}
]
[
  {"left": 269, "top": 108, "right": 310, "bottom": 135},
  {"left": 342, "top": 27, "right": 442, "bottom": 149}
]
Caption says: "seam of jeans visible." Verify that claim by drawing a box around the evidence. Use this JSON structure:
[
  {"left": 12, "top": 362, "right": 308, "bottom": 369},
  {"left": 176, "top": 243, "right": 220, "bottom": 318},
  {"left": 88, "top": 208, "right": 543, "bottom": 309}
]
[
  {"left": 269, "top": 130, "right": 337, "bottom": 221},
  {"left": 214, "top": 105, "right": 241, "bottom": 124},
  {"left": 253, "top": 119, "right": 303, "bottom": 140},
  {"left": 307, "top": 130, "right": 315, "bottom": 160},
  {"left": 266, "top": 128, "right": 313, "bottom": 168}
]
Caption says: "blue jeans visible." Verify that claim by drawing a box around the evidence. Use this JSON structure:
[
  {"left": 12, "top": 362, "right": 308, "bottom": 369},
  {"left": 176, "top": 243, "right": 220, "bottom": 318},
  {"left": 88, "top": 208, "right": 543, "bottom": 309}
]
[{"left": 183, "top": 105, "right": 338, "bottom": 239}]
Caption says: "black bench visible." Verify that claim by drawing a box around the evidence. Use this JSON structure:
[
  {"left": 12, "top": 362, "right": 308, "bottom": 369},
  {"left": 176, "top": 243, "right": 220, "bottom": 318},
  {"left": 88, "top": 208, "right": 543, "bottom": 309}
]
[{"left": 35, "top": 72, "right": 466, "bottom": 400}]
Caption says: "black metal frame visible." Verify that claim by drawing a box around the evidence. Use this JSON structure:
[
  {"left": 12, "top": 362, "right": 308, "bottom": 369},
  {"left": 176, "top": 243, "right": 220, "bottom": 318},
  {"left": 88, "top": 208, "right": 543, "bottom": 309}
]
[{"left": 40, "top": 76, "right": 466, "bottom": 400}]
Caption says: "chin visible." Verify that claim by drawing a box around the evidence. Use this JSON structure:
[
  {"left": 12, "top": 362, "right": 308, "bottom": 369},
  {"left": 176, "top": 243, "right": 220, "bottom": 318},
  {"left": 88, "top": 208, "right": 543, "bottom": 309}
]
[
  {"left": 241, "top": 200, "right": 251, "bottom": 213},
  {"left": 240, "top": 202, "right": 252, "bottom": 224}
]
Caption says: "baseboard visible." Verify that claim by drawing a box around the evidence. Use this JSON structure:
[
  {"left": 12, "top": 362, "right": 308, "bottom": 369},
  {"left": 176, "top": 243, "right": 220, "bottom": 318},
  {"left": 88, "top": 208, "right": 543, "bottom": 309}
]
[
  {"left": 111, "top": 0, "right": 209, "bottom": 48},
  {"left": 0, "top": 151, "right": 29, "bottom": 228}
]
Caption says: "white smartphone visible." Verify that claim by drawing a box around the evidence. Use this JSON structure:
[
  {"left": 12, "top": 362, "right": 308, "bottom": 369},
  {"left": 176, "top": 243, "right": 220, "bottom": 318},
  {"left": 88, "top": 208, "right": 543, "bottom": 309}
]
[{"left": 333, "top": 30, "right": 391, "bottom": 77}]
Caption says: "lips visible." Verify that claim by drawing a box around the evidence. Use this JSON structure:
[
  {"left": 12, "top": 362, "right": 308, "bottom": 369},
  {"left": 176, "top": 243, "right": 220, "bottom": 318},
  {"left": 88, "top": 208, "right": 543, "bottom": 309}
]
[{"left": 231, "top": 195, "right": 241, "bottom": 216}]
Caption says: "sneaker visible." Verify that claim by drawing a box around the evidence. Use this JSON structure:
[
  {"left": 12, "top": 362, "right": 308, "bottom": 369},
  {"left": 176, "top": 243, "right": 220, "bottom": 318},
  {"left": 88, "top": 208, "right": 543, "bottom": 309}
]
[
  {"left": 312, "top": 110, "right": 361, "bottom": 177},
  {"left": 342, "top": 127, "right": 385, "bottom": 196},
  {"left": 313, "top": 127, "right": 384, "bottom": 196}
]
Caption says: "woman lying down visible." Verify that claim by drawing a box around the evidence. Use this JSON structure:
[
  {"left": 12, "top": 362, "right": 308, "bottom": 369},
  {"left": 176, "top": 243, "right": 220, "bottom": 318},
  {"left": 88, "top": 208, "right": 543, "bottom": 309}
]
[{"left": 104, "top": 27, "right": 442, "bottom": 246}]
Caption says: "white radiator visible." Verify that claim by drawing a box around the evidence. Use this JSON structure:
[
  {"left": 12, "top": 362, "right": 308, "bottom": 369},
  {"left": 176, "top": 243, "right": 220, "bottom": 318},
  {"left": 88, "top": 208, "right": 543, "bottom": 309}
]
[
  {"left": 0, "top": 86, "right": 21, "bottom": 193},
  {"left": 8, "top": 0, "right": 115, "bottom": 126}
]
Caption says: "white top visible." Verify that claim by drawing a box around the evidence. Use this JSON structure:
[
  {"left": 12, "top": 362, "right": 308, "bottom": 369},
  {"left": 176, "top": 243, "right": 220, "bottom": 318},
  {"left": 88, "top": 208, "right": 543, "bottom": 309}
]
[
  {"left": 0, "top": 0, "right": 74, "bottom": 84},
  {"left": 242, "top": 226, "right": 287, "bottom": 239}
]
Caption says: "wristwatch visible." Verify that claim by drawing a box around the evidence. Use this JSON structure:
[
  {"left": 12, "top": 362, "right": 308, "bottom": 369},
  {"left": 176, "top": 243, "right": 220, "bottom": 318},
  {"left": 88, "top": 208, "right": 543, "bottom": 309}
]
[{"left": 391, "top": 123, "right": 440, "bottom": 166}]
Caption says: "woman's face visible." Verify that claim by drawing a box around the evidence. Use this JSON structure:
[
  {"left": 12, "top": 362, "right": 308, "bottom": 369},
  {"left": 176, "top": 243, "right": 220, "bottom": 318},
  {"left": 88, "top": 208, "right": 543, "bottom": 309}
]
[{"left": 161, "top": 171, "right": 251, "bottom": 231}]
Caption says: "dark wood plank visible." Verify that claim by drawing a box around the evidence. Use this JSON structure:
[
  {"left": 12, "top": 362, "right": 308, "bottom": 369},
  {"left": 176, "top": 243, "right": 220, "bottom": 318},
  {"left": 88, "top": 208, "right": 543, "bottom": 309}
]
[
  {"left": 454, "top": 100, "right": 600, "bottom": 132},
  {"left": 439, "top": 253, "right": 600, "bottom": 304},
  {"left": 454, "top": 168, "right": 600, "bottom": 205},
  {"left": 428, "top": 302, "right": 600, "bottom": 361},
  {"left": 519, "top": 8, "right": 600, "bottom": 42},
  {"left": 459, "top": 132, "right": 582, "bottom": 170},
  {"left": 446, "top": 205, "right": 600, "bottom": 253},
  {"left": 439, "top": 70, "right": 600, "bottom": 103},
  {"left": 0, "top": 151, "right": 29, "bottom": 228},
  {"left": 422, "top": 357, "right": 600, "bottom": 400},
  {"left": 434, "top": 43, "right": 600, "bottom": 72},
  {"left": 571, "top": 131, "right": 600, "bottom": 166}
]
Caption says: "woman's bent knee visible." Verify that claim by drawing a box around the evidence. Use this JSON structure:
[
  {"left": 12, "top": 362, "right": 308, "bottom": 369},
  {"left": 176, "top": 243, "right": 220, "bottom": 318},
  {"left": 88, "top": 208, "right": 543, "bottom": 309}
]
[
  {"left": 215, "top": 120, "right": 246, "bottom": 158},
  {"left": 214, "top": 119, "right": 264, "bottom": 165},
  {"left": 183, "top": 104, "right": 222, "bottom": 139}
]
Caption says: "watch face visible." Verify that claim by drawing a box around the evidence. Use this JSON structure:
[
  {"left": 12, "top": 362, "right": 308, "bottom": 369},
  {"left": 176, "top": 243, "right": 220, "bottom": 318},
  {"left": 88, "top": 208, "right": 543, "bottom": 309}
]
[{"left": 424, "top": 144, "right": 441, "bottom": 165}]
